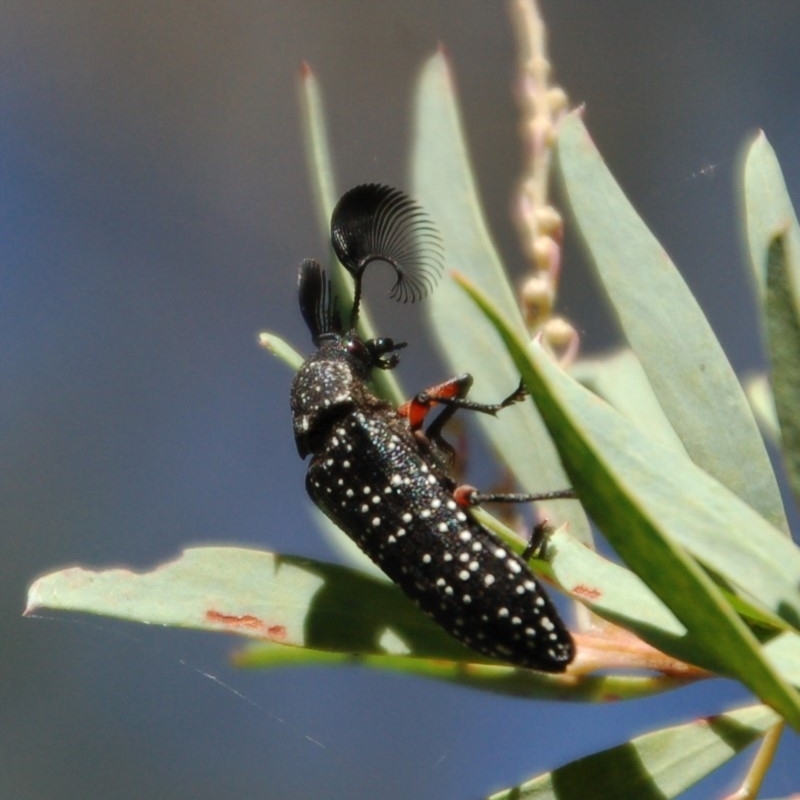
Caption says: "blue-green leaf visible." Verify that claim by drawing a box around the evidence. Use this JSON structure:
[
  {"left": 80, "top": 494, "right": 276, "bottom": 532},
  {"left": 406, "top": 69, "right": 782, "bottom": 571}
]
[
  {"left": 742, "top": 133, "right": 800, "bottom": 504},
  {"left": 488, "top": 704, "right": 780, "bottom": 800},
  {"left": 556, "top": 112, "right": 787, "bottom": 535},
  {"left": 411, "top": 49, "right": 590, "bottom": 545}
]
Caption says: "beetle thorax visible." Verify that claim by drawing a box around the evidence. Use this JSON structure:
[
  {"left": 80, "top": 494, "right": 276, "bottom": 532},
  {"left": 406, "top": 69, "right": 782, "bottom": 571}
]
[{"left": 290, "top": 339, "right": 376, "bottom": 458}]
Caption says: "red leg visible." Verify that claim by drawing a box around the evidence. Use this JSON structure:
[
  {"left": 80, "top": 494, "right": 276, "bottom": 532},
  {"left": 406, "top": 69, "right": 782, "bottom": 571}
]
[{"left": 397, "top": 374, "right": 474, "bottom": 432}]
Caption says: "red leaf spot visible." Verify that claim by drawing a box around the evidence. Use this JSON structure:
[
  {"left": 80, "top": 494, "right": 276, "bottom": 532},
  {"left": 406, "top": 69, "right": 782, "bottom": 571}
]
[
  {"left": 267, "top": 625, "right": 287, "bottom": 641},
  {"left": 206, "top": 610, "right": 286, "bottom": 641},
  {"left": 206, "top": 610, "right": 261, "bottom": 628},
  {"left": 572, "top": 584, "right": 602, "bottom": 600}
]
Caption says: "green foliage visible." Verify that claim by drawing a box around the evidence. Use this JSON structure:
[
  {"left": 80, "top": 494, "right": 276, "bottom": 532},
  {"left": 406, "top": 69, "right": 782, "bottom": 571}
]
[{"left": 486, "top": 705, "right": 780, "bottom": 800}]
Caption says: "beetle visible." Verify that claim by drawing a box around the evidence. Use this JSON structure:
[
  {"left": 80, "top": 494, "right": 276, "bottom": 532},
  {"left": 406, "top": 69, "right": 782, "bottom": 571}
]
[{"left": 290, "top": 183, "right": 574, "bottom": 671}]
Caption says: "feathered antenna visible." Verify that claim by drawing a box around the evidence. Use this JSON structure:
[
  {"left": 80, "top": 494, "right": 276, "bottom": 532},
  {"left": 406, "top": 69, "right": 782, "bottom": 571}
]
[
  {"left": 297, "top": 258, "right": 342, "bottom": 346},
  {"left": 330, "top": 184, "right": 444, "bottom": 329}
]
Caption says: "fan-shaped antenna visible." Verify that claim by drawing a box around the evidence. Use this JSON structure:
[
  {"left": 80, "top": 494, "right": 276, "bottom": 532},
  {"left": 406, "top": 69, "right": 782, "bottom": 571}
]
[
  {"left": 330, "top": 184, "right": 443, "bottom": 328},
  {"left": 297, "top": 258, "right": 342, "bottom": 346}
]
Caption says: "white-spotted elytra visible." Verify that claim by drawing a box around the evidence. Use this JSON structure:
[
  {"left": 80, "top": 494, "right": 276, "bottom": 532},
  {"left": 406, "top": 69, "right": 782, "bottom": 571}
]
[{"left": 290, "top": 183, "right": 574, "bottom": 671}]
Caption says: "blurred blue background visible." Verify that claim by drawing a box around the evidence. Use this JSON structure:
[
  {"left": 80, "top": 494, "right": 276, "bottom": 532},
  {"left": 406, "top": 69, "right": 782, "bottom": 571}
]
[{"left": 2, "top": 2, "right": 799, "bottom": 797}]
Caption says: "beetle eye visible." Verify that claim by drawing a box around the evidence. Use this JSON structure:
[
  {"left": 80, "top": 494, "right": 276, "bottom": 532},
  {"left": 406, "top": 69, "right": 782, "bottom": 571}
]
[{"left": 346, "top": 338, "right": 366, "bottom": 360}]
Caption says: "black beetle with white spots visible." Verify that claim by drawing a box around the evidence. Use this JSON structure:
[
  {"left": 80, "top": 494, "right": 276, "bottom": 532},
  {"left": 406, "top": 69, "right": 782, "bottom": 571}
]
[{"left": 290, "top": 183, "right": 575, "bottom": 672}]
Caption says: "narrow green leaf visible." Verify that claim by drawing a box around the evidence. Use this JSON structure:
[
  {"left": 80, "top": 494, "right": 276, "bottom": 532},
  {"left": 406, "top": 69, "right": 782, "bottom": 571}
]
[
  {"left": 741, "top": 132, "right": 800, "bottom": 313},
  {"left": 764, "top": 234, "right": 800, "bottom": 502},
  {"left": 556, "top": 112, "right": 787, "bottom": 535},
  {"left": 547, "top": 528, "right": 684, "bottom": 637},
  {"left": 488, "top": 704, "right": 779, "bottom": 800},
  {"left": 742, "top": 133, "right": 800, "bottom": 503},
  {"left": 457, "top": 273, "right": 800, "bottom": 727},
  {"left": 258, "top": 331, "right": 304, "bottom": 372},
  {"left": 298, "top": 62, "right": 402, "bottom": 404},
  {"left": 299, "top": 61, "right": 338, "bottom": 245},
  {"left": 571, "top": 349, "right": 686, "bottom": 454},
  {"left": 233, "top": 642, "right": 691, "bottom": 703},
  {"left": 26, "top": 547, "right": 470, "bottom": 660},
  {"left": 410, "top": 49, "right": 591, "bottom": 546}
]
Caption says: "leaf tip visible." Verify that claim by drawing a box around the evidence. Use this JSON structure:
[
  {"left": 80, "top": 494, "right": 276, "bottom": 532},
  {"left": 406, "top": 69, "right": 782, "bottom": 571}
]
[
  {"left": 257, "top": 331, "right": 275, "bottom": 352},
  {"left": 449, "top": 269, "right": 474, "bottom": 294},
  {"left": 22, "top": 593, "right": 39, "bottom": 617},
  {"left": 426, "top": 42, "right": 456, "bottom": 91}
]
